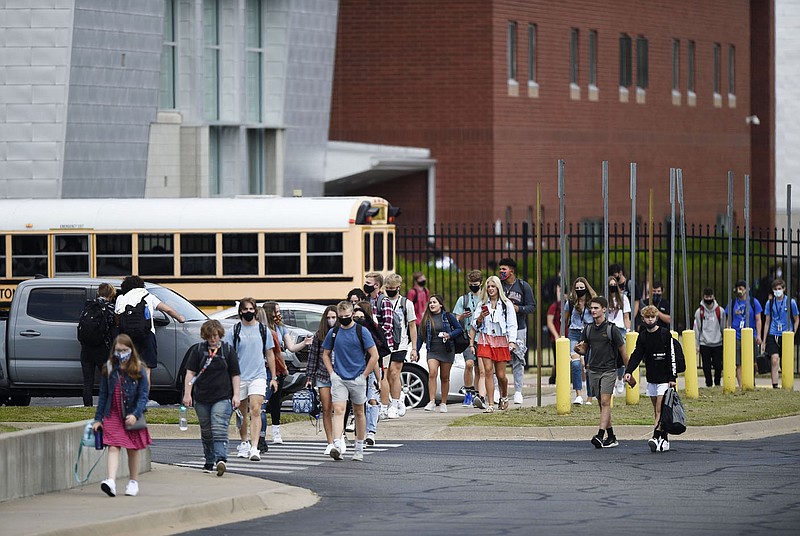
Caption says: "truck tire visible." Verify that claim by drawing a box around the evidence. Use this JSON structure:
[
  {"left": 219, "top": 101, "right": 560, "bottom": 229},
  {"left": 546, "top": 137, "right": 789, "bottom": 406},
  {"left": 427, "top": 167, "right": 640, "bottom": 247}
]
[{"left": 8, "top": 394, "right": 32, "bottom": 406}]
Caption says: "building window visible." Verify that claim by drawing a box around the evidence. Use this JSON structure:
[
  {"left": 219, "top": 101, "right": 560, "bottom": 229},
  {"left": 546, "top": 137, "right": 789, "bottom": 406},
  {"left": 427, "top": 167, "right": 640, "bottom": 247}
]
[
  {"left": 507, "top": 21, "right": 517, "bottom": 81},
  {"left": 588, "top": 30, "right": 597, "bottom": 87},
  {"left": 636, "top": 35, "right": 648, "bottom": 89},
  {"left": 181, "top": 234, "right": 216, "bottom": 276},
  {"left": 159, "top": 0, "right": 177, "bottom": 109},
  {"left": 203, "top": 0, "right": 220, "bottom": 120},
  {"left": 246, "top": 0, "right": 263, "bottom": 123},
  {"left": 728, "top": 44, "right": 735, "bottom": 96},
  {"left": 687, "top": 40, "right": 696, "bottom": 93},
  {"left": 527, "top": 23, "right": 537, "bottom": 84},
  {"left": 138, "top": 234, "right": 174, "bottom": 276},
  {"left": 248, "top": 129, "right": 265, "bottom": 194},
  {"left": 96, "top": 234, "right": 132, "bottom": 276},
  {"left": 12, "top": 235, "right": 47, "bottom": 277},
  {"left": 713, "top": 42, "right": 721, "bottom": 94},
  {"left": 222, "top": 233, "right": 258, "bottom": 275},
  {"left": 209, "top": 126, "right": 221, "bottom": 195},
  {"left": 672, "top": 39, "right": 680, "bottom": 91},
  {"left": 570, "top": 28, "right": 579, "bottom": 85},
  {"left": 619, "top": 33, "right": 632, "bottom": 87}
]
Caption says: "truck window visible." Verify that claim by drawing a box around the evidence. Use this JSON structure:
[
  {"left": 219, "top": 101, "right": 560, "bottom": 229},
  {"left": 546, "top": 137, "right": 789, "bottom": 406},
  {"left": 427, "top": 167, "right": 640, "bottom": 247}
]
[{"left": 27, "top": 288, "right": 87, "bottom": 323}]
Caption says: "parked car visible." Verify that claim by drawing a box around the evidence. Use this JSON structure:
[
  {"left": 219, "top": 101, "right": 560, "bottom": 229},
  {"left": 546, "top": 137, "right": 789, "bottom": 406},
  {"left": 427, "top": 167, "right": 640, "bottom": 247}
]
[{"left": 400, "top": 349, "right": 467, "bottom": 408}]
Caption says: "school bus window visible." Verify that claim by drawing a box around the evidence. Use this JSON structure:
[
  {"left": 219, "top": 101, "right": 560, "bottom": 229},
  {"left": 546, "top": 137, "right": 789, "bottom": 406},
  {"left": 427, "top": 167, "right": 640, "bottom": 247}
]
[
  {"left": 265, "top": 233, "right": 300, "bottom": 275},
  {"left": 372, "top": 233, "right": 384, "bottom": 272},
  {"left": 307, "top": 232, "right": 343, "bottom": 274},
  {"left": 139, "top": 234, "right": 174, "bottom": 276},
  {"left": 387, "top": 232, "right": 394, "bottom": 271},
  {"left": 181, "top": 233, "right": 216, "bottom": 276},
  {"left": 364, "top": 233, "right": 371, "bottom": 272},
  {"left": 223, "top": 233, "right": 258, "bottom": 275},
  {"left": 54, "top": 235, "right": 89, "bottom": 275},
  {"left": 96, "top": 234, "right": 132, "bottom": 276},
  {"left": 0, "top": 236, "right": 6, "bottom": 277},
  {"left": 12, "top": 235, "right": 47, "bottom": 277}
]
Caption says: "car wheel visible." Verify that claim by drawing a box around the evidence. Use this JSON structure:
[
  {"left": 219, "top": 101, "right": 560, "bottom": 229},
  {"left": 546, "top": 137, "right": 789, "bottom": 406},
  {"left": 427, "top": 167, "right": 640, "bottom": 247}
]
[
  {"left": 400, "top": 364, "right": 429, "bottom": 408},
  {"left": 8, "top": 394, "right": 32, "bottom": 406}
]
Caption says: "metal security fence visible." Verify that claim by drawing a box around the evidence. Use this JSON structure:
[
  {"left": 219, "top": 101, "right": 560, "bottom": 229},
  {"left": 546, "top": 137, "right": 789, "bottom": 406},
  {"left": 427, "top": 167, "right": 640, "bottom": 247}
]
[{"left": 395, "top": 222, "right": 800, "bottom": 370}]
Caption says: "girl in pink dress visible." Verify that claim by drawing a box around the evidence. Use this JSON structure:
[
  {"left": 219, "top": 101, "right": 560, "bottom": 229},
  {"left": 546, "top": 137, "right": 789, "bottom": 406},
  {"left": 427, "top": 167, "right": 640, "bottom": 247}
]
[{"left": 92, "top": 334, "right": 152, "bottom": 497}]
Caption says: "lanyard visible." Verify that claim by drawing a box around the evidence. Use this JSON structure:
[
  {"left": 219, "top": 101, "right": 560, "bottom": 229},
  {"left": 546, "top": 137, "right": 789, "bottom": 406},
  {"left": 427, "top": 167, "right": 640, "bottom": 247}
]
[{"left": 190, "top": 346, "right": 219, "bottom": 386}]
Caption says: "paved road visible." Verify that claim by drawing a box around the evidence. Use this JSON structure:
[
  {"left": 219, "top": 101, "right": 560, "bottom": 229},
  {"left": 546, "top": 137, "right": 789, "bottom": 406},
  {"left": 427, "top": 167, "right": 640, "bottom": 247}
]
[{"left": 152, "top": 434, "right": 800, "bottom": 536}]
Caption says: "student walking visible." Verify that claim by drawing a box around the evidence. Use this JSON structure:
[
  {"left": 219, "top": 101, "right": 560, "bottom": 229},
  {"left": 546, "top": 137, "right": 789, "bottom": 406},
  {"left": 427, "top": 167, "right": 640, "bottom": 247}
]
[
  {"left": 78, "top": 283, "right": 117, "bottom": 407},
  {"left": 693, "top": 287, "right": 726, "bottom": 388},
  {"left": 453, "top": 270, "right": 484, "bottom": 404},
  {"left": 606, "top": 276, "right": 632, "bottom": 395},
  {"left": 498, "top": 258, "right": 536, "bottom": 405},
  {"left": 305, "top": 306, "right": 339, "bottom": 454},
  {"left": 566, "top": 277, "right": 596, "bottom": 405},
  {"left": 726, "top": 279, "right": 763, "bottom": 387},
  {"left": 762, "top": 278, "right": 799, "bottom": 388},
  {"left": 417, "top": 295, "right": 463, "bottom": 413}
]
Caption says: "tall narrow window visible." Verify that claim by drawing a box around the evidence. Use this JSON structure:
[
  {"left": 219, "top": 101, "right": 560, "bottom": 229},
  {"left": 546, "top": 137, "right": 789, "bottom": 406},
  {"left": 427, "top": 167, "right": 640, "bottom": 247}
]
[
  {"left": 246, "top": 0, "right": 263, "bottom": 123},
  {"left": 570, "top": 28, "right": 579, "bottom": 85},
  {"left": 247, "top": 129, "right": 265, "bottom": 194},
  {"left": 209, "top": 126, "right": 221, "bottom": 195},
  {"left": 672, "top": 39, "right": 680, "bottom": 91},
  {"left": 159, "top": 0, "right": 176, "bottom": 109},
  {"left": 619, "top": 33, "right": 632, "bottom": 87},
  {"left": 203, "top": 0, "right": 220, "bottom": 120},
  {"left": 636, "top": 35, "right": 648, "bottom": 89},
  {"left": 527, "top": 23, "right": 537, "bottom": 84},
  {"left": 687, "top": 40, "right": 696, "bottom": 93},
  {"left": 588, "top": 30, "right": 598, "bottom": 87},
  {"left": 507, "top": 21, "right": 517, "bottom": 81},
  {"left": 728, "top": 44, "right": 735, "bottom": 96},
  {"left": 713, "top": 43, "right": 721, "bottom": 94}
]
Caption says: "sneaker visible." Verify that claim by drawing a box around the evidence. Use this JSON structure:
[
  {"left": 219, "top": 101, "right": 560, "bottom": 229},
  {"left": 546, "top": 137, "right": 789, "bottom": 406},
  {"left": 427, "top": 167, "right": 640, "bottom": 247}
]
[
  {"left": 237, "top": 441, "right": 251, "bottom": 458},
  {"left": 215, "top": 460, "right": 226, "bottom": 477},
  {"left": 462, "top": 392, "right": 472, "bottom": 407},
  {"left": 573, "top": 395, "right": 583, "bottom": 405},
  {"left": 203, "top": 463, "right": 214, "bottom": 473},
  {"left": 100, "top": 478, "right": 116, "bottom": 497},
  {"left": 340, "top": 435, "right": 348, "bottom": 454},
  {"left": 124, "top": 480, "right": 139, "bottom": 497},
  {"left": 472, "top": 395, "right": 486, "bottom": 409},
  {"left": 387, "top": 402, "right": 399, "bottom": 419},
  {"left": 424, "top": 401, "right": 436, "bottom": 411},
  {"left": 345, "top": 413, "right": 356, "bottom": 432},
  {"left": 614, "top": 379, "right": 625, "bottom": 395},
  {"left": 249, "top": 447, "right": 261, "bottom": 461},
  {"left": 498, "top": 397, "right": 509, "bottom": 410},
  {"left": 584, "top": 399, "right": 593, "bottom": 406},
  {"left": 272, "top": 426, "right": 283, "bottom": 444},
  {"left": 591, "top": 435, "right": 603, "bottom": 449},
  {"left": 352, "top": 450, "right": 364, "bottom": 462},
  {"left": 257, "top": 437, "right": 269, "bottom": 454},
  {"left": 648, "top": 437, "right": 661, "bottom": 453},
  {"left": 602, "top": 436, "right": 619, "bottom": 448},
  {"left": 659, "top": 439, "right": 670, "bottom": 452},
  {"left": 330, "top": 443, "right": 343, "bottom": 461},
  {"left": 513, "top": 391, "right": 524, "bottom": 405},
  {"left": 440, "top": 404, "right": 448, "bottom": 413},
  {"left": 379, "top": 405, "right": 389, "bottom": 420},
  {"left": 458, "top": 385, "right": 467, "bottom": 394},
  {"left": 324, "top": 443, "right": 334, "bottom": 455},
  {"left": 397, "top": 399, "right": 407, "bottom": 417},
  {"left": 366, "top": 432, "right": 376, "bottom": 446}
]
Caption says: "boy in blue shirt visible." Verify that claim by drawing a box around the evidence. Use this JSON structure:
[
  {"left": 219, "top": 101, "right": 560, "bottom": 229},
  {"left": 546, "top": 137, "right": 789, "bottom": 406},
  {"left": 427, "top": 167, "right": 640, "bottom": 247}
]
[
  {"left": 726, "top": 279, "right": 763, "bottom": 387},
  {"left": 762, "top": 278, "right": 799, "bottom": 388}
]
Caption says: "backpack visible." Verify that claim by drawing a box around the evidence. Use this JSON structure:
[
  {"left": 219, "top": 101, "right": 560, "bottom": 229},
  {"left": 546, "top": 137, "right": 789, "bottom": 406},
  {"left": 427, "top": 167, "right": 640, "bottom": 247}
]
[
  {"left": 233, "top": 322, "right": 287, "bottom": 376},
  {"left": 292, "top": 387, "right": 320, "bottom": 418},
  {"left": 356, "top": 317, "right": 391, "bottom": 357},
  {"left": 698, "top": 305, "right": 723, "bottom": 335},
  {"left": 442, "top": 311, "right": 469, "bottom": 354},
  {"left": 118, "top": 293, "right": 151, "bottom": 343},
  {"left": 582, "top": 322, "right": 623, "bottom": 368},
  {"left": 660, "top": 387, "right": 687, "bottom": 435},
  {"left": 390, "top": 296, "right": 409, "bottom": 351},
  {"left": 331, "top": 324, "right": 369, "bottom": 360},
  {"left": 77, "top": 299, "right": 109, "bottom": 347}
]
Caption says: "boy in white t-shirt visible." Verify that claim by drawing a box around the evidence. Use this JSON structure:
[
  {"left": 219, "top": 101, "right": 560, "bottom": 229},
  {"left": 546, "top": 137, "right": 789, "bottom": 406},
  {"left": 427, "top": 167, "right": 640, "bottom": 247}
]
[{"left": 382, "top": 273, "right": 418, "bottom": 419}]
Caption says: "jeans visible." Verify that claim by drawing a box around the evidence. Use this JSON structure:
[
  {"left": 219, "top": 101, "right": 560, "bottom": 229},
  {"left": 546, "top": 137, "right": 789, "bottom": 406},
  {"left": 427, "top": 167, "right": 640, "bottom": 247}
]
[
  {"left": 511, "top": 327, "right": 528, "bottom": 392},
  {"left": 80, "top": 348, "right": 104, "bottom": 407},
  {"left": 568, "top": 329, "right": 591, "bottom": 397},
  {"left": 194, "top": 398, "right": 234, "bottom": 465},
  {"left": 366, "top": 371, "right": 380, "bottom": 434},
  {"left": 570, "top": 359, "right": 583, "bottom": 391}
]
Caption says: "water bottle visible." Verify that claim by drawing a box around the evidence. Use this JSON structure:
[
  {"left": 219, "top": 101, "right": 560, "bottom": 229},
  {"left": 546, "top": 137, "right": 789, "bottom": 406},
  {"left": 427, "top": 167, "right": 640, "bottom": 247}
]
[
  {"left": 179, "top": 405, "right": 188, "bottom": 431},
  {"left": 94, "top": 427, "right": 104, "bottom": 450}
]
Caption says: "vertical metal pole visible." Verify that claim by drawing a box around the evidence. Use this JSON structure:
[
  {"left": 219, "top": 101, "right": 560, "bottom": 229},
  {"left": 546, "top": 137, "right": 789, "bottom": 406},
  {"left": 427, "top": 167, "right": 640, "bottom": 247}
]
[
  {"left": 648, "top": 189, "right": 654, "bottom": 301},
  {"left": 559, "top": 160, "right": 567, "bottom": 338},
  {"left": 744, "top": 175, "right": 751, "bottom": 325},
  {"left": 536, "top": 183, "right": 542, "bottom": 407},
  {"left": 727, "top": 171, "right": 734, "bottom": 319},
  {"left": 670, "top": 168, "right": 676, "bottom": 332},
  {"left": 788, "top": 184, "right": 793, "bottom": 307},
  {"left": 630, "top": 163, "right": 637, "bottom": 320},
  {"left": 603, "top": 161, "right": 609, "bottom": 289},
  {"left": 678, "top": 169, "right": 690, "bottom": 330}
]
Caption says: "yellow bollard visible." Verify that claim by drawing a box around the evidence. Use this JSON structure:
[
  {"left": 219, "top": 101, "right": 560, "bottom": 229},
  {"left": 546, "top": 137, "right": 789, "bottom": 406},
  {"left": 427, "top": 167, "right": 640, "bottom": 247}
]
[
  {"left": 681, "top": 330, "right": 699, "bottom": 399},
  {"left": 782, "top": 331, "right": 795, "bottom": 391},
  {"left": 723, "top": 328, "right": 736, "bottom": 393},
  {"left": 741, "top": 328, "right": 755, "bottom": 391},
  {"left": 555, "top": 337, "right": 572, "bottom": 414},
  {"left": 625, "top": 331, "right": 640, "bottom": 405}
]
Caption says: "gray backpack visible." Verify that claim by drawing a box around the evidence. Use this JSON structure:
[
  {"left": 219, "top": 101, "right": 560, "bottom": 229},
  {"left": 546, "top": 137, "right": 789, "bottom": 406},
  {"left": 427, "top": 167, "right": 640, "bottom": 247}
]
[{"left": 390, "top": 296, "right": 409, "bottom": 351}]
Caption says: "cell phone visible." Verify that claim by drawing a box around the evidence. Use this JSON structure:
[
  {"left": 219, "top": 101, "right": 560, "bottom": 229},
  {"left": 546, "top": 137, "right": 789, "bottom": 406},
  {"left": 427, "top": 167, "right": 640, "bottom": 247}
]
[
  {"left": 481, "top": 305, "right": 489, "bottom": 314},
  {"left": 464, "top": 307, "right": 471, "bottom": 313}
]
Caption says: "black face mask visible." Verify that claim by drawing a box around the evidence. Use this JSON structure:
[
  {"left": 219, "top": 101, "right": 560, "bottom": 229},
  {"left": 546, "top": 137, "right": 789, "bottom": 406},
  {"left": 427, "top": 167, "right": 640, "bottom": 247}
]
[
  {"left": 608, "top": 286, "right": 617, "bottom": 293},
  {"left": 386, "top": 289, "right": 399, "bottom": 298},
  {"left": 363, "top": 283, "right": 375, "bottom": 295},
  {"left": 575, "top": 289, "right": 587, "bottom": 297},
  {"left": 339, "top": 316, "right": 353, "bottom": 326},
  {"left": 703, "top": 298, "right": 714, "bottom": 305},
  {"left": 417, "top": 280, "right": 427, "bottom": 287},
  {"left": 241, "top": 311, "right": 255, "bottom": 322},
  {"left": 469, "top": 284, "right": 481, "bottom": 293}
]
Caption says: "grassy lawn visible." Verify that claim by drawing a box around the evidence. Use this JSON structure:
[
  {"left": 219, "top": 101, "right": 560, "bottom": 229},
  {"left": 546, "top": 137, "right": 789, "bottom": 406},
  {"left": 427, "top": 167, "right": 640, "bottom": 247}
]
[{"left": 451, "top": 387, "right": 800, "bottom": 427}]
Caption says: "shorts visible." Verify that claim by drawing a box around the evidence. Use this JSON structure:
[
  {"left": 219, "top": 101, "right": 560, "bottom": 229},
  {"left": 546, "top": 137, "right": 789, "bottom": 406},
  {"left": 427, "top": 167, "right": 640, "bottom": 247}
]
[
  {"left": 646, "top": 382, "right": 670, "bottom": 397},
  {"left": 462, "top": 345, "right": 477, "bottom": 362},
  {"left": 765, "top": 335, "right": 782, "bottom": 357},
  {"left": 735, "top": 339, "right": 759, "bottom": 366},
  {"left": 588, "top": 369, "right": 616, "bottom": 396},
  {"left": 315, "top": 378, "right": 332, "bottom": 389},
  {"left": 389, "top": 349, "right": 407, "bottom": 364},
  {"left": 331, "top": 372, "right": 368, "bottom": 405},
  {"left": 239, "top": 377, "right": 267, "bottom": 400},
  {"left": 137, "top": 332, "right": 158, "bottom": 369}
]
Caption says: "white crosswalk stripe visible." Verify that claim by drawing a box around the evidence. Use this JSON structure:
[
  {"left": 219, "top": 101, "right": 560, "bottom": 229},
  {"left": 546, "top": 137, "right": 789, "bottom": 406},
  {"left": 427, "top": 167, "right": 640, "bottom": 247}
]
[{"left": 175, "top": 441, "right": 403, "bottom": 475}]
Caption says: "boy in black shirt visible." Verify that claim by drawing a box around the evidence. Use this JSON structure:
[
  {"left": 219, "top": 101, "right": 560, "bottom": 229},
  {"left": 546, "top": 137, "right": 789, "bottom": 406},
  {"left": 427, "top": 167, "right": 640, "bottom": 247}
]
[{"left": 624, "top": 305, "right": 678, "bottom": 452}]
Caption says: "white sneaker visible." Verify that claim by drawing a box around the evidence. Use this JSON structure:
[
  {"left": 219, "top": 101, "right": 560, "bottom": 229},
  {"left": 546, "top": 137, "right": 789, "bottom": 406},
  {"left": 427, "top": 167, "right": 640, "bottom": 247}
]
[
  {"left": 329, "top": 442, "right": 343, "bottom": 461},
  {"left": 659, "top": 439, "right": 670, "bottom": 452},
  {"left": 366, "top": 432, "right": 376, "bottom": 446},
  {"left": 124, "top": 480, "right": 139, "bottom": 496},
  {"left": 249, "top": 447, "right": 261, "bottom": 461},
  {"left": 614, "top": 379, "right": 625, "bottom": 395},
  {"left": 387, "top": 402, "right": 399, "bottom": 419},
  {"left": 648, "top": 437, "right": 661, "bottom": 453},
  {"left": 379, "top": 405, "right": 389, "bottom": 420},
  {"left": 423, "top": 401, "right": 436, "bottom": 411},
  {"left": 100, "top": 478, "right": 116, "bottom": 497},
  {"left": 340, "top": 435, "right": 348, "bottom": 454},
  {"left": 237, "top": 441, "right": 251, "bottom": 458},
  {"left": 352, "top": 449, "right": 364, "bottom": 462},
  {"left": 397, "top": 399, "right": 407, "bottom": 417},
  {"left": 573, "top": 395, "right": 583, "bottom": 405},
  {"left": 513, "top": 391, "right": 524, "bottom": 405},
  {"left": 440, "top": 404, "right": 448, "bottom": 413},
  {"left": 272, "top": 426, "right": 283, "bottom": 444},
  {"left": 324, "top": 443, "right": 334, "bottom": 455},
  {"left": 584, "top": 399, "right": 593, "bottom": 405}
]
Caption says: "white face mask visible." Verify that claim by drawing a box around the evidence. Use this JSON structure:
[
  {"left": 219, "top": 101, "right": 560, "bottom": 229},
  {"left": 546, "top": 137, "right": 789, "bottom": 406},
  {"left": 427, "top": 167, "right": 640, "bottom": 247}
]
[
  {"left": 774, "top": 289, "right": 784, "bottom": 299},
  {"left": 114, "top": 349, "right": 132, "bottom": 362}
]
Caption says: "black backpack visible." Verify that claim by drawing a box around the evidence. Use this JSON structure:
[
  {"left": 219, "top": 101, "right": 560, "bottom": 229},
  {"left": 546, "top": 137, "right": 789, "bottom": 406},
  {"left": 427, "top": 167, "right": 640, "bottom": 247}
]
[
  {"left": 331, "top": 323, "right": 369, "bottom": 360},
  {"left": 77, "top": 300, "right": 108, "bottom": 347},
  {"left": 119, "top": 293, "right": 151, "bottom": 343}
]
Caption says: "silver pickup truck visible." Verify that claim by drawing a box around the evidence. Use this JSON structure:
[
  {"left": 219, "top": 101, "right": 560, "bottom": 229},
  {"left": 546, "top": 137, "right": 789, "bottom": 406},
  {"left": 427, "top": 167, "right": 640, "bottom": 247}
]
[{"left": 0, "top": 278, "right": 217, "bottom": 406}]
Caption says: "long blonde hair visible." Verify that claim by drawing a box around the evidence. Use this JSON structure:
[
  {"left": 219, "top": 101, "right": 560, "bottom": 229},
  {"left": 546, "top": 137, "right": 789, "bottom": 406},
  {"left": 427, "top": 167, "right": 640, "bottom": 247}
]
[{"left": 480, "top": 275, "right": 512, "bottom": 307}]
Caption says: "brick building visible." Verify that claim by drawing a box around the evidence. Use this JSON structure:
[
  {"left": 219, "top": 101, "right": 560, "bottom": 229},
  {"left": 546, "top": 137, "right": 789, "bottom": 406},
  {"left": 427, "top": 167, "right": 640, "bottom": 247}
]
[{"left": 329, "top": 0, "right": 773, "bottom": 231}]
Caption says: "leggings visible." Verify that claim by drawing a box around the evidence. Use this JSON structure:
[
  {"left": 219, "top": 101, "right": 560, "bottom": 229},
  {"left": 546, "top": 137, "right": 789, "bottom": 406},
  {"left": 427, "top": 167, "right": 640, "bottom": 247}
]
[{"left": 262, "top": 374, "right": 285, "bottom": 430}]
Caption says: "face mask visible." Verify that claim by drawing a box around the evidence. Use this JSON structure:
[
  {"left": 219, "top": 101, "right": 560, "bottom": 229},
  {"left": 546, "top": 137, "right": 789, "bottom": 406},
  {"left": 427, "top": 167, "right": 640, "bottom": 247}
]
[
  {"left": 417, "top": 279, "right": 427, "bottom": 287},
  {"left": 575, "top": 289, "right": 587, "bottom": 297},
  {"left": 703, "top": 298, "right": 714, "bottom": 305},
  {"left": 114, "top": 349, "right": 132, "bottom": 362},
  {"left": 499, "top": 271, "right": 510, "bottom": 281},
  {"left": 652, "top": 293, "right": 662, "bottom": 303},
  {"left": 644, "top": 318, "right": 658, "bottom": 331},
  {"left": 774, "top": 289, "right": 784, "bottom": 299},
  {"left": 339, "top": 316, "right": 353, "bottom": 326},
  {"left": 363, "top": 283, "right": 375, "bottom": 294},
  {"left": 736, "top": 289, "right": 746, "bottom": 297},
  {"left": 386, "top": 289, "right": 399, "bottom": 298},
  {"left": 327, "top": 317, "right": 337, "bottom": 328},
  {"left": 608, "top": 285, "right": 617, "bottom": 293},
  {"left": 241, "top": 311, "right": 256, "bottom": 322},
  {"left": 469, "top": 284, "right": 481, "bottom": 293}
]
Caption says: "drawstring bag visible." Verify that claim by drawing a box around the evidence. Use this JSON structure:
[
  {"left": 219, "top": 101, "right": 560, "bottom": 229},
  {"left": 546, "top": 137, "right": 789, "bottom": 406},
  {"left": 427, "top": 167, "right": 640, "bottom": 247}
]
[{"left": 74, "top": 420, "right": 105, "bottom": 484}]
